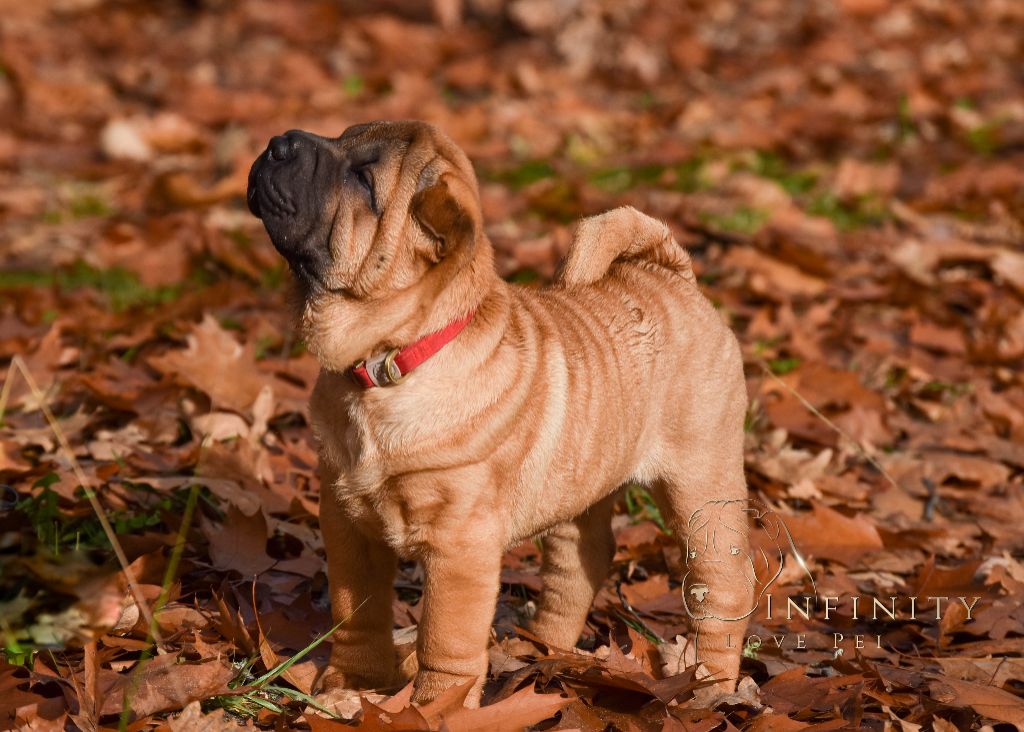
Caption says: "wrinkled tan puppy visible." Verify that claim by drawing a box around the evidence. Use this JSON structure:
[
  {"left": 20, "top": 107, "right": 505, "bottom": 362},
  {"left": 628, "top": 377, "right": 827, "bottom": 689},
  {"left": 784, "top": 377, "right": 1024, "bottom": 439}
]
[{"left": 247, "top": 121, "right": 751, "bottom": 708}]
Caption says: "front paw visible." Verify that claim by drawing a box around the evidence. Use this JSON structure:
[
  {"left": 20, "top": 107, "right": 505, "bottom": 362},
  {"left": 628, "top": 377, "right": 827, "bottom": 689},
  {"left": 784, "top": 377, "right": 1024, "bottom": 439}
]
[
  {"left": 319, "top": 666, "right": 394, "bottom": 693},
  {"left": 411, "top": 669, "right": 485, "bottom": 708}
]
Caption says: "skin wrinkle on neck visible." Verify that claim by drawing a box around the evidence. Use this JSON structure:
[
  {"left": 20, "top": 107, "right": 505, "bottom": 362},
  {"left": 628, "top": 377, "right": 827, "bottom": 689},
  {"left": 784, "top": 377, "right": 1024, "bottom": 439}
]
[{"left": 302, "top": 234, "right": 498, "bottom": 369}]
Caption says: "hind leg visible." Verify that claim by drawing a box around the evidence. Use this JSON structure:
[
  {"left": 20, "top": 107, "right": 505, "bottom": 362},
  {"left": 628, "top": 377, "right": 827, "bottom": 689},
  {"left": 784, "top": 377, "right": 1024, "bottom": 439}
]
[
  {"left": 652, "top": 450, "right": 752, "bottom": 691},
  {"left": 530, "top": 495, "right": 616, "bottom": 649}
]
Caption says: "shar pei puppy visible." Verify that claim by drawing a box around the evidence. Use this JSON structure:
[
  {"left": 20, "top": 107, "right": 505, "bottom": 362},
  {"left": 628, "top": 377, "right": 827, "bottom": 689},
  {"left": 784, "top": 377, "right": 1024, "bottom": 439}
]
[{"left": 247, "top": 121, "right": 751, "bottom": 708}]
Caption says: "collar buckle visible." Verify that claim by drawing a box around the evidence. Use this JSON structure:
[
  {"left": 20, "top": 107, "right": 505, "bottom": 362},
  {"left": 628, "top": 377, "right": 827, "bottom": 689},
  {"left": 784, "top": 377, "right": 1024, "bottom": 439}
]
[
  {"left": 381, "top": 348, "right": 406, "bottom": 386},
  {"left": 356, "top": 347, "right": 406, "bottom": 387},
  {"left": 349, "top": 310, "right": 475, "bottom": 389}
]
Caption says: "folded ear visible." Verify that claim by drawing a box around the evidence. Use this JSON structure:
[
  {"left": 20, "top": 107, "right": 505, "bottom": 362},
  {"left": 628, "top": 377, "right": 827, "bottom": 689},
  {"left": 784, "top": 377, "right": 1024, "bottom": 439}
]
[{"left": 410, "top": 173, "right": 480, "bottom": 261}]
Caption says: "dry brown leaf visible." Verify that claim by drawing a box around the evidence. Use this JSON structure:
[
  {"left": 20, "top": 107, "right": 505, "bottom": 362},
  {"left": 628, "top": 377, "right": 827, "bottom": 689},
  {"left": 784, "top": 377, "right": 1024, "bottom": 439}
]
[
  {"left": 928, "top": 676, "right": 1024, "bottom": 727},
  {"left": 97, "top": 654, "right": 234, "bottom": 717},
  {"left": 441, "top": 684, "right": 572, "bottom": 732},
  {"left": 933, "top": 657, "right": 1024, "bottom": 689},
  {"left": 781, "top": 503, "right": 883, "bottom": 564},
  {"left": 167, "top": 700, "right": 238, "bottom": 731},
  {"left": 147, "top": 314, "right": 271, "bottom": 415},
  {"left": 722, "top": 248, "right": 828, "bottom": 299},
  {"left": 201, "top": 505, "right": 275, "bottom": 577}
]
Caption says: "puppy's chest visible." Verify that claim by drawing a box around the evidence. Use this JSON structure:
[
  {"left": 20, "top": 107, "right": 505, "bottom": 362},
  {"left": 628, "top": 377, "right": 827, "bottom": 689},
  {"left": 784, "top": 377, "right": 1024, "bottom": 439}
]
[{"left": 312, "top": 393, "right": 437, "bottom": 553}]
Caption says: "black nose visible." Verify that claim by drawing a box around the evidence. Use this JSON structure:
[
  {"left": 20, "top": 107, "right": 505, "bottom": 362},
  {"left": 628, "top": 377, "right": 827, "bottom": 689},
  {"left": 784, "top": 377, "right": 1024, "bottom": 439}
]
[{"left": 267, "top": 135, "right": 294, "bottom": 162}]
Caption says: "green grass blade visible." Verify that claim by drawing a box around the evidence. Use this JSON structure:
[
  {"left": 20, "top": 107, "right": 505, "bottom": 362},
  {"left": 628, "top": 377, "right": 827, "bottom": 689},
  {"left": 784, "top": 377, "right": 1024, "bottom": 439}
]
[
  {"left": 263, "top": 684, "right": 342, "bottom": 719},
  {"left": 252, "top": 596, "right": 370, "bottom": 689}
]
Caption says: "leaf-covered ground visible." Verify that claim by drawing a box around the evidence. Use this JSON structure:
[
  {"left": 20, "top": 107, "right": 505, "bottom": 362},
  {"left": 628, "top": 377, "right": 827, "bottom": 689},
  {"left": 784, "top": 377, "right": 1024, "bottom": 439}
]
[{"left": 1, "top": 1, "right": 1023, "bottom": 730}]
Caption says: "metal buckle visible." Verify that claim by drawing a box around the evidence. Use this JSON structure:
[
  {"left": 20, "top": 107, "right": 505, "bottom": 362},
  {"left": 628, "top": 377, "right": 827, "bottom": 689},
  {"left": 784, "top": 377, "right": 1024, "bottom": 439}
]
[
  {"left": 381, "top": 348, "right": 406, "bottom": 386},
  {"left": 359, "top": 348, "right": 405, "bottom": 387}
]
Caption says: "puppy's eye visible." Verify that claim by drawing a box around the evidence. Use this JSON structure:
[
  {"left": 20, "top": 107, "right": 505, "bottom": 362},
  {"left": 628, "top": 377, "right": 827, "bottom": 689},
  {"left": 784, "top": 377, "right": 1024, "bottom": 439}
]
[
  {"left": 354, "top": 166, "right": 373, "bottom": 194},
  {"left": 352, "top": 164, "right": 378, "bottom": 213}
]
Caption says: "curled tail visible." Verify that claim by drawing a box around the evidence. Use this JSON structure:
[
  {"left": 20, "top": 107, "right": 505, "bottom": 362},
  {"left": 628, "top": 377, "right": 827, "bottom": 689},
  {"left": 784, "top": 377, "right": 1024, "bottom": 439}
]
[{"left": 555, "top": 206, "right": 695, "bottom": 287}]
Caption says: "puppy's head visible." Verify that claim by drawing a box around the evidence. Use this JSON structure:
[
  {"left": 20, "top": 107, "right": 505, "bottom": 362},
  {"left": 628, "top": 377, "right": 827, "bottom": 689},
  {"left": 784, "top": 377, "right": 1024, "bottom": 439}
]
[{"left": 247, "top": 121, "right": 483, "bottom": 301}]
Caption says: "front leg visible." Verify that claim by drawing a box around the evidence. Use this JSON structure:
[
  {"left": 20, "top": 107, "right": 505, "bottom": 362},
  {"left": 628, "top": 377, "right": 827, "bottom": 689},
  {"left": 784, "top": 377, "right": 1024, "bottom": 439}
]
[
  {"left": 318, "top": 466, "right": 398, "bottom": 692},
  {"left": 412, "top": 533, "right": 502, "bottom": 708}
]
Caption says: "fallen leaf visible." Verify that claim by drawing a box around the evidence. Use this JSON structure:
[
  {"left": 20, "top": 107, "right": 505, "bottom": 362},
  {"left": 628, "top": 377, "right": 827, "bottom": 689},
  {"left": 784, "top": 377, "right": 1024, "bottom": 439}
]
[
  {"left": 168, "top": 700, "right": 238, "bottom": 731},
  {"left": 781, "top": 503, "right": 883, "bottom": 564},
  {"left": 933, "top": 657, "right": 1024, "bottom": 689},
  {"left": 98, "top": 653, "right": 234, "bottom": 717},
  {"left": 201, "top": 505, "right": 274, "bottom": 576},
  {"left": 722, "top": 248, "right": 828, "bottom": 299},
  {"left": 147, "top": 315, "right": 271, "bottom": 415},
  {"left": 928, "top": 676, "right": 1024, "bottom": 727},
  {"left": 442, "top": 684, "right": 572, "bottom": 732}
]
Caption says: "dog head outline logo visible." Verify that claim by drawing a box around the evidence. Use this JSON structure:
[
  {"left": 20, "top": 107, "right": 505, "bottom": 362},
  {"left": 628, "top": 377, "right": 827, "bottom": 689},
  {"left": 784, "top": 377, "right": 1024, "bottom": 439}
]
[{"left": 681, "top": 498, "right": 815, "bottom": 622}]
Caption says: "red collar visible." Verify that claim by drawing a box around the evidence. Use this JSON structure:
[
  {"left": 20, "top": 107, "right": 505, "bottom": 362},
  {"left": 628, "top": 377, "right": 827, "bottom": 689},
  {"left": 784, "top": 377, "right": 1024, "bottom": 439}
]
[{"left": 350, "top": 311, "right": 475, "bottom": 388}]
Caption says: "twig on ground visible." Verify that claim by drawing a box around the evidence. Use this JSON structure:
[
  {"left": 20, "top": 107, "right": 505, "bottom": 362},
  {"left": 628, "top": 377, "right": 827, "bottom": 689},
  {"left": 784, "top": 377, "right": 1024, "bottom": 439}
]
[
  {"left": 118, "top": 484, "right": 201, "bottom": 730},
  {"left": 0, "top": 355, "right": 164, "bottom": 645}
]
